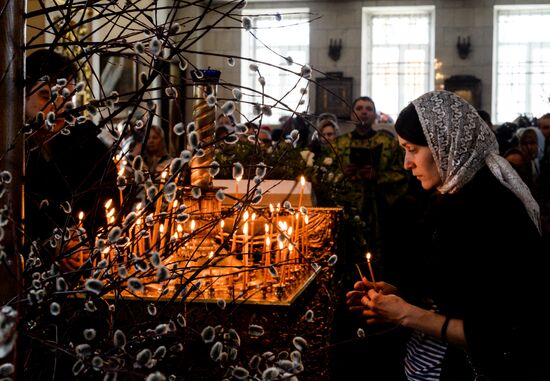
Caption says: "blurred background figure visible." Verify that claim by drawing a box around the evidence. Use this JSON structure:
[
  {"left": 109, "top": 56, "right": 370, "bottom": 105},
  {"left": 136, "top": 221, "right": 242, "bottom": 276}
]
[
  {"left": 132, "top": 124, "right": 172, "bottom": 178},
  {"left": 495, "top": 122, "right": 519, "bottom": 155}
]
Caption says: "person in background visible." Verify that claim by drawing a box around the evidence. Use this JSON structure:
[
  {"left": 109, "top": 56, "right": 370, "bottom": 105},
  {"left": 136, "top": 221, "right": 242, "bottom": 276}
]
[
  {"left": 476, "top": 109, "right": 493, "bottom": 131},
  {"left": 494, "top": 122, "right": 519, "bottom": 155},
  {"left": 536, "top": 113, "right": 550, "bottom": 250},
  {"left": 347, "top": 90, "right": 548, "bottom": 380},
  {"left": 334, "top": 96, "right": 408, "bottom": 259},
  {"left": 24, "top": 49, "right": 115, "bottom": 380},
  {"left": 503, "top": 147, "right": 532, "bottom": 189},
  {"left": 25, "top": 49, "right": 117, "bottom": 271},
  {"left": 132, "top": 124, "right": 172, "bottom": 179},
  {"left": 330, "top": 96, "right": 409, "bottom": 381},
  {"left": 309, "top": 113, "right": 338, "bottom": 158}
]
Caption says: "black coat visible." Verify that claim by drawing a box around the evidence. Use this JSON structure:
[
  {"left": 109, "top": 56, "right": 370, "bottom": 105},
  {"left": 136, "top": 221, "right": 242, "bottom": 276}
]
[
  {"left": 25, "top": 121, "right": 117, "bottom": 251},
  {"left": 399, "top": 166, "right": 549, "bottom": 380}
]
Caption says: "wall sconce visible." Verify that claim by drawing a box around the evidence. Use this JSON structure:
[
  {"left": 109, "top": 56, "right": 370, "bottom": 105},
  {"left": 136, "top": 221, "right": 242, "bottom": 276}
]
[
  {"left": 328, "top": 38, "right": 342, "bottom": 62},
  {"left": 456, "top": 36, "right": 471, "bottom": 59}
]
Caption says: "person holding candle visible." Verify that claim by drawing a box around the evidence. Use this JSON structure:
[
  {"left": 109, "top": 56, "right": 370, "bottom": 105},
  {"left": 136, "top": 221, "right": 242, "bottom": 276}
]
[
  {"left": 23, "top": 49, "right": 116, "bottom": 381},
  {"left": 24, "top": 49, "right": 119, "bottom": 273},
  {"left": 346, "top": 90, "right": 549, "bottom": 380}
]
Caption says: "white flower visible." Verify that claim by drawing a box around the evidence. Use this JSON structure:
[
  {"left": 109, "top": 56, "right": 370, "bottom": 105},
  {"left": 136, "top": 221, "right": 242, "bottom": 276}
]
[
  {"left": 322, "top": 157, "right": 333, "bottom": 166},
  {"left": 300, "top": 150, "right": 314, "bottom": 167}
]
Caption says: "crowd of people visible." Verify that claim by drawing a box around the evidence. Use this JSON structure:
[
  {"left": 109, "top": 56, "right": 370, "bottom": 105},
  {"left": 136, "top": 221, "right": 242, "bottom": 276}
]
[{"left": 22, "top": 48, "right": 550, "bottom": 380}]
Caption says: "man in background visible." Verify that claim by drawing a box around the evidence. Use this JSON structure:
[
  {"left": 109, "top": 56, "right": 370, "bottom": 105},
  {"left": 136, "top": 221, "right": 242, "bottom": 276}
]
[{"left": 25, "top": 49, "right": 117, "bottom": 270}]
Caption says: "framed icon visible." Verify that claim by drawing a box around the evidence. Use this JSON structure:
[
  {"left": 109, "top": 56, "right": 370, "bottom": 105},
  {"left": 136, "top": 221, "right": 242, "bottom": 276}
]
[
  {"left": 315, "top": 72, "right": 353, "bottom": 119},
  {"left": 444, "top": 75, "right": 482, "bottom": 109}
]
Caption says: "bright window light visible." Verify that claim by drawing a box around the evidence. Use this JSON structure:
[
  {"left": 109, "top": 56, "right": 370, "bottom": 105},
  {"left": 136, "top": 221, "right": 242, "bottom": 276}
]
[
  {"left": 493, "top": 5, "right": 550, "bottom": 124},
  {"left": 362, "top": 6, "right": 435, "bottom": 122},
  {"left": 241, "top": 8, "right": 310, "bottom": 125}
]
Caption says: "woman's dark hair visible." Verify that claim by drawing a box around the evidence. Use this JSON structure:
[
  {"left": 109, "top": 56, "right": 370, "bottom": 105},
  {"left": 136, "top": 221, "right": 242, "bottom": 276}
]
[
  {"left": 25, "top": 49, "right": 78, "bottom": 90},
  {"left": 394, "top": 102, "right": 427, "bottom": 146}
]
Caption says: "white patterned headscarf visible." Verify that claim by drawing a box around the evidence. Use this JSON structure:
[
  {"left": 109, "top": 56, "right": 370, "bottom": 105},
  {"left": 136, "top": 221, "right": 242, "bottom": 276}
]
[{"left": 412, "top": 90, "right": 540, "bottom": 232}]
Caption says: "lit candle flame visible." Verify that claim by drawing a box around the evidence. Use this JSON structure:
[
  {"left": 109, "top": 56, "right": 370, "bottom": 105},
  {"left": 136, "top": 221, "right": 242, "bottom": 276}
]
[
  {"left": 244, "top": 210, "right": 249, "bottom": 221},
  {"left": 300, "top": 175, "right": 305, "bottom": 186},
  {"left": 220, "top": 220, "right": 225, "bottom": 228},
  {"left": 366, "top": 252, "right": 372, "bottom": 262},
  {"left": 78, "top": 211, "right": 84, "bottom": 221},
  {"left": 190, "top": 220, "right": 196, "bottom": 232},
  {"left": 209, "top": 251, "right": 214, "bottom": 259},
  {"left": 269, "top": 204, "right": 274, "bottom": 213},
  {"left": 264, "top": 223, "right": 269, "bottom": 234},
  {"left": 104, "top": 199, "right": 113, "bottom": 209}
]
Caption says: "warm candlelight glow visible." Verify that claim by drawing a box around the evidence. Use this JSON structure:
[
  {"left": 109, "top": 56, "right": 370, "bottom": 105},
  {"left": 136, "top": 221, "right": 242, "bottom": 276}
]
[
  {"left": 104, "top": 199, "right": 113, "bottom": 210},
  {"left": 220, "top": 220, "right": 225, "bottom": 228},
  {"left": 300, "top": 175, "right": 305, "bottom": 186},
  {"left": 365, "top": 252, "right": 378, "bottom": 290},
  {"left": 78, "top": 211, "right": 84, "bottom": 221},
  {"left": 190, "top": 220, "right": 196, "bottom": 232}
]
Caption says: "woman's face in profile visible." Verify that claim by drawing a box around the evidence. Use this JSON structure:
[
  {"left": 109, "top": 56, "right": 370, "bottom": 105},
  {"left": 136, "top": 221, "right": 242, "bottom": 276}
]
[{"left": 398, "top": 136, "right": 442, "bottom": 190}]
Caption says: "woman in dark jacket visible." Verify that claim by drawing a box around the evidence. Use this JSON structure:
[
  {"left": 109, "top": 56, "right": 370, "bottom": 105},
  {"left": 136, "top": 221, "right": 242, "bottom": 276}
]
[{"left": 347, "top": 90, "right": 549, "bottom": 380}]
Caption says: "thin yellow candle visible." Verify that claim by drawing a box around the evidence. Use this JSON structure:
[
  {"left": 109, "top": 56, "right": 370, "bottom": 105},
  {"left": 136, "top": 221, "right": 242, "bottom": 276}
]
[
  {"left": 208, "top": 250, "right": 214, "bottom": 278},
  {"left": 355, "top": 263, "right": 365, "bottom": 280},
  {"left": 118, "top": 166, "right": 125, "bottom": 207},
  {"left": 250, "top": 212, "right": 256, "bottom": 253},
  {"left": 263, "top": 224, "right": 269, "bottom": 253},
  {"left": 298, "top": 175, "right": 305, "bottom": 208},
  {"left": 366, "top": 252, "right": 378, "bottom": 290},
  {"left": 304, "top": 214, "right": 309, "bottom": 256},
  {"left": 154, "top": 170, "right": 168, "bottom": 217},
  {"left": 219, "top": 219, "right": 225, "bottom": 241},
  {"left": 235, "top": 175, "right": 242, "bottom": 200},
  {"left": 158, "top": 224, "right": 165, "bottom": 249},
  {"left": 263, "top": 236, "right": 271, "bottom": 287},
  {"left": 78, "top": 211, "right": 85, "bottom": 265},
  {"left": 242, "top": 220, "right": 249, "bottom": 288}
]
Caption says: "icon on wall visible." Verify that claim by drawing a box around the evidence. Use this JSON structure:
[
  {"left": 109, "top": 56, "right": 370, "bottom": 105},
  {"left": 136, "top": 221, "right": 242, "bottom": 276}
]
[{"left": 444, "top": 75, "right": 481, "bottom": 109}]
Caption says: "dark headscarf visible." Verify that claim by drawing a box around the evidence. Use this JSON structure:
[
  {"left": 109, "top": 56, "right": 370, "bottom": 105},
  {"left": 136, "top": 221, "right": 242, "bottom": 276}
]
[{"left": 394, "top": 102, "right": 427, "bottom": 146}]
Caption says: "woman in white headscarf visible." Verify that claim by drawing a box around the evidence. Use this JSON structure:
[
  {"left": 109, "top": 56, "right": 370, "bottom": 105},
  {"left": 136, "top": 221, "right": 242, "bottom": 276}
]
[{"left": 347, "top": 91, "right": 548, "bottom": 380}]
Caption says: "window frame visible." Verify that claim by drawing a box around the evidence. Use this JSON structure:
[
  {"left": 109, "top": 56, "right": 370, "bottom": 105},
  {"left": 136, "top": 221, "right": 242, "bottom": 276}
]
[
  {"left": 361, "top": 6, "right": 435, "bottom": 121},
  {"left": 492, "top": 4, "right": 550, "bottom": 124},
  {"left": 240, "top": 7, "right": 310, "bottom": 125}
]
